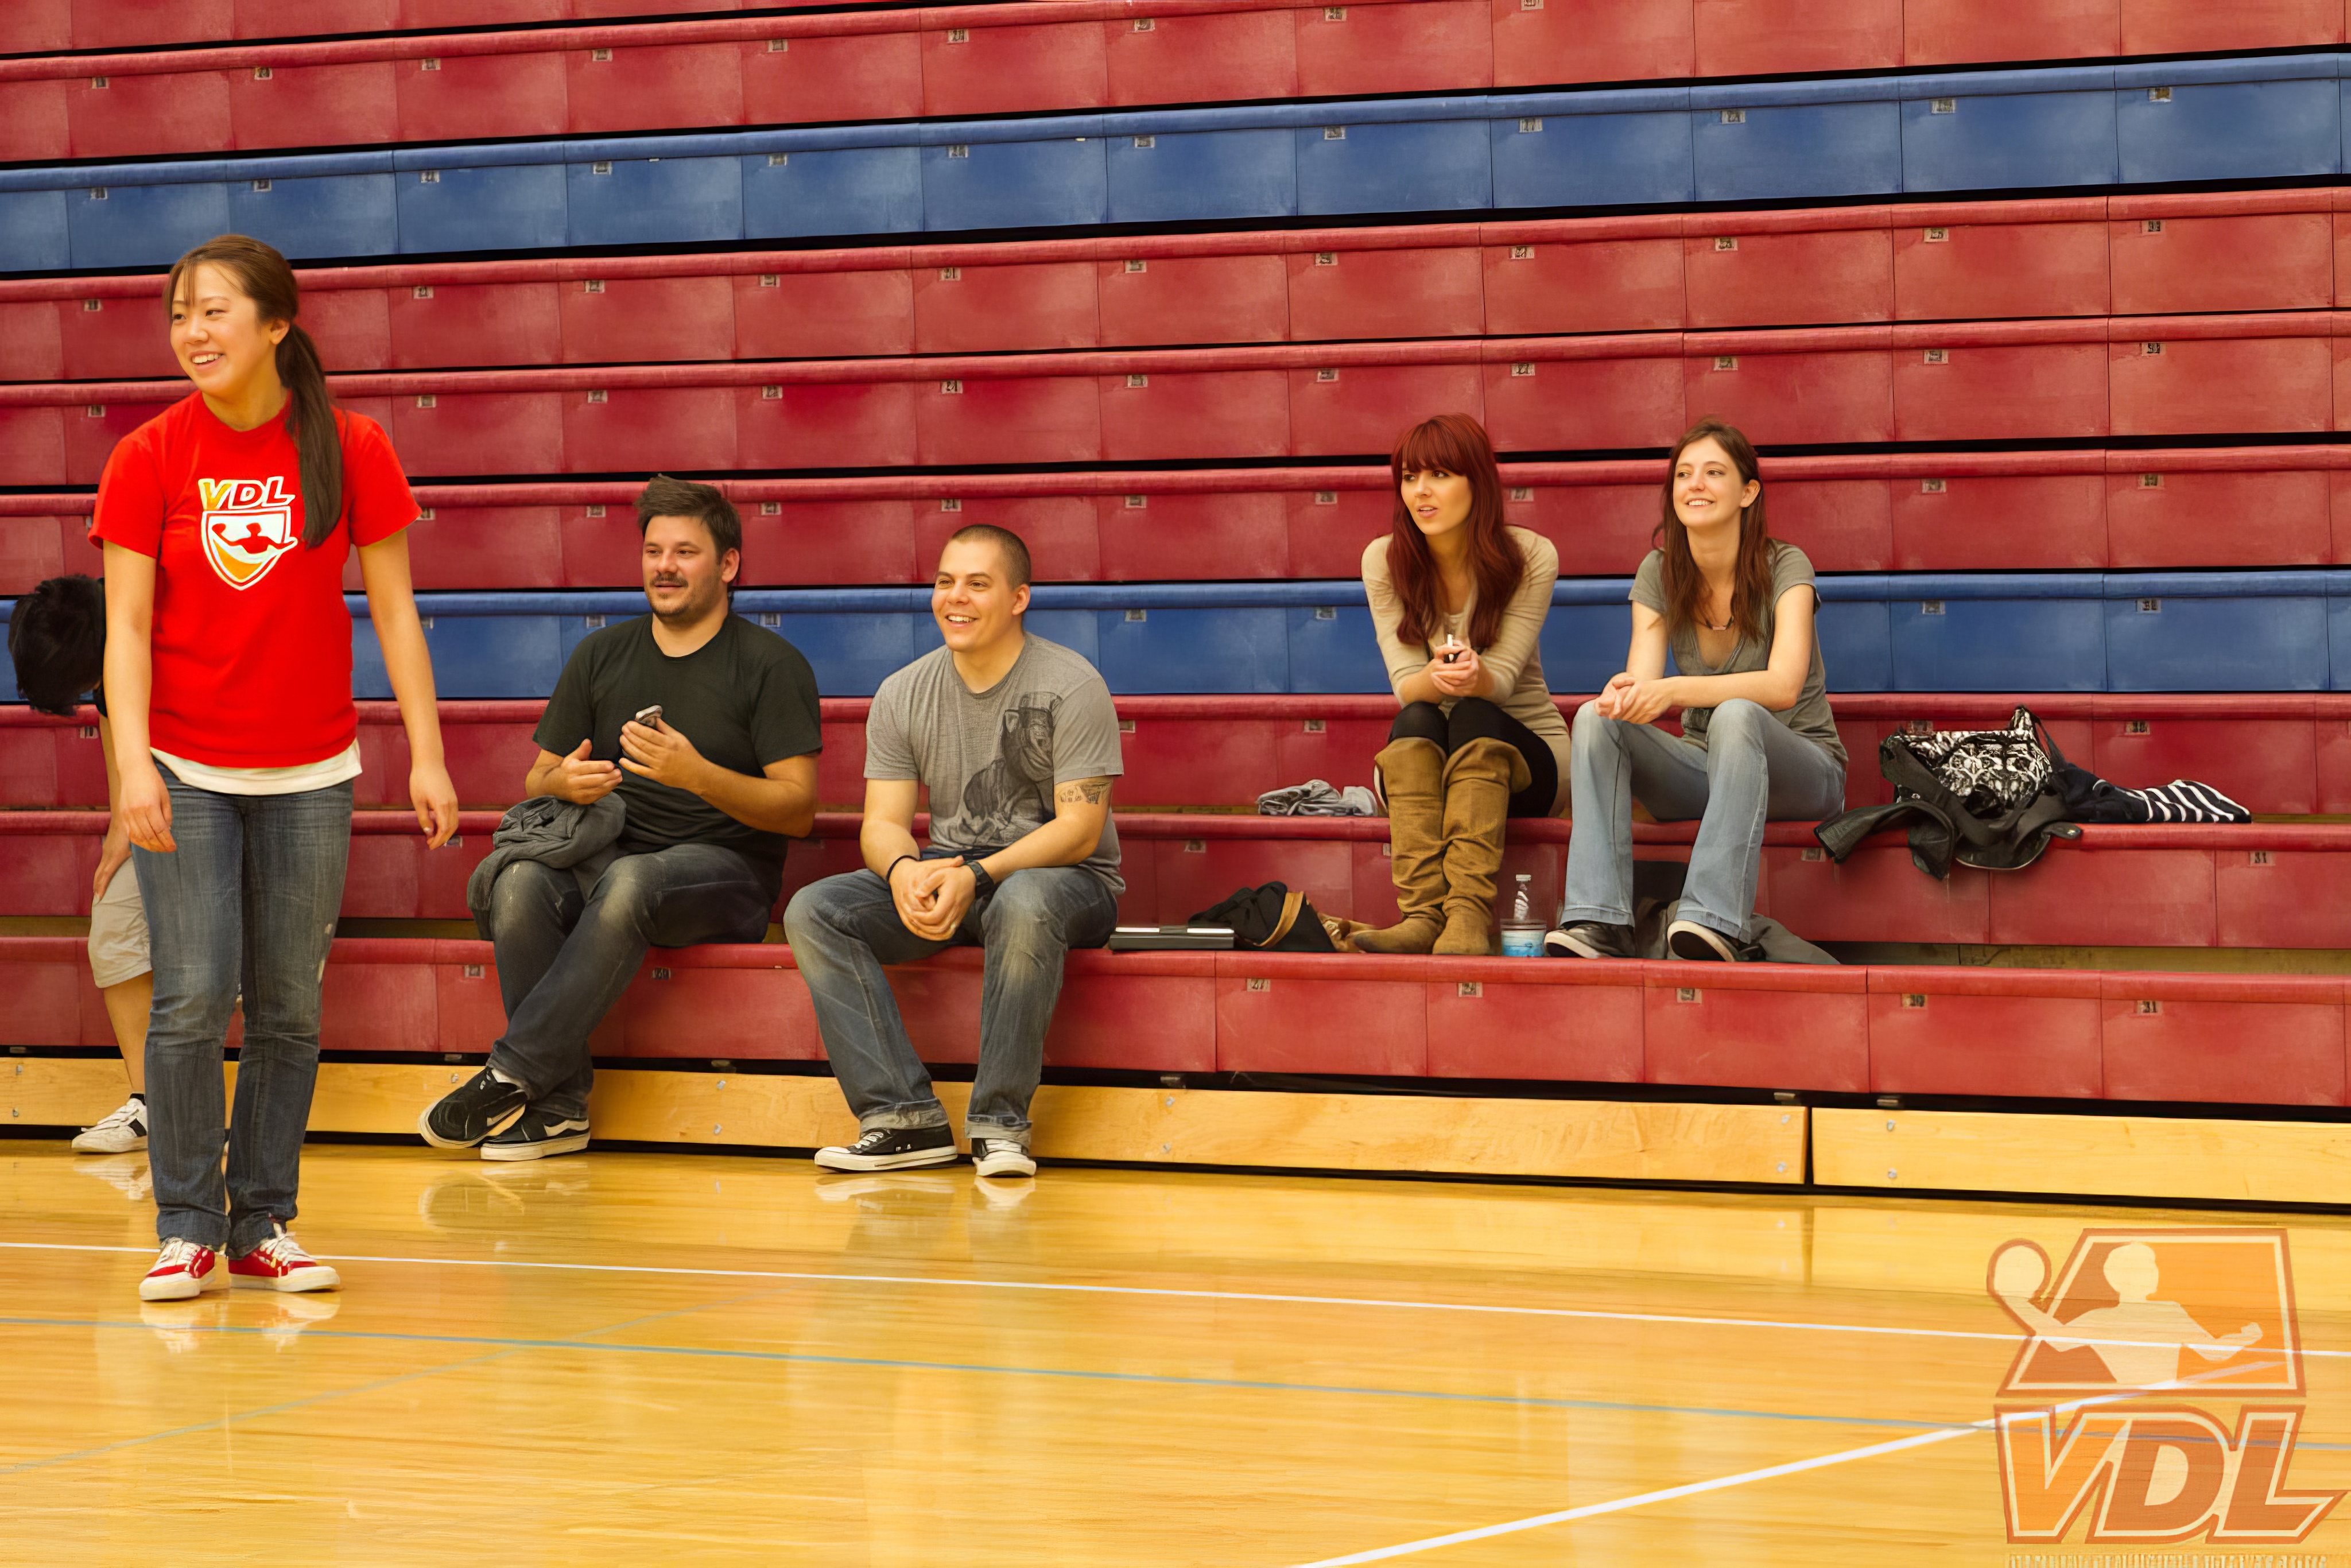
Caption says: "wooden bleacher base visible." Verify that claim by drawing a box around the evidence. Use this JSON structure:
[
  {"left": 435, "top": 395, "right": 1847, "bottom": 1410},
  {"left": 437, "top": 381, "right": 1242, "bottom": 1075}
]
[
  {"left": 13, "top": 1057, "right": 2351, "bottom": 1204},
  {"left": 2, "top": 1056, "right": 1798, "bottom": 1186}
]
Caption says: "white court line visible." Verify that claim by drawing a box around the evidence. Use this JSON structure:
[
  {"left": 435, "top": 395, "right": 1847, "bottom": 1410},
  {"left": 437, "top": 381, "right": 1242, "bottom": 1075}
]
[
  {"left": 1293, "top": 1367, "right": 2257, "bottom": 1565},
  {"left": 6, "top": 1240, "right": 2342, "bottom": 1363}
]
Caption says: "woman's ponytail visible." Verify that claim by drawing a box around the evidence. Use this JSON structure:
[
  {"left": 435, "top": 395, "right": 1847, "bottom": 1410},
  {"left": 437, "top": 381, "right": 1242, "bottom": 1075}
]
[
  {"left": 277, "top": 323, "right": 343, "bottom": 546},
  {"left": 165, "top": 234, "right": 343, "bottom": 548}
]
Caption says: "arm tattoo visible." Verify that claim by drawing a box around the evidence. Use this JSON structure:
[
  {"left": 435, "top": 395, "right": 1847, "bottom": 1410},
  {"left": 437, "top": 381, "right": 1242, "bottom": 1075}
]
[{"left": 1056, "top": 776, "right": 1112, "bottom": 807}]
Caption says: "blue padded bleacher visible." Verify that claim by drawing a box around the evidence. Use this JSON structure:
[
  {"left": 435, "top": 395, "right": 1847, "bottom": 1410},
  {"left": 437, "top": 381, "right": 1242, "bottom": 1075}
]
[
  {"left": 5, "top": 575, "right": 2345, "bottom": 701},
  {"left": 10, "top": 56, "right": 2351, "bottom": 270},
  {"left": 5, "top": 1, "right": 2340, "bottom": 165}
]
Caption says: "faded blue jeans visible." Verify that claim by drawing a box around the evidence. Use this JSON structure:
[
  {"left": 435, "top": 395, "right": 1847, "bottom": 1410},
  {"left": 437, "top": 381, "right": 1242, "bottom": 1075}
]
[
  {"left": 485, "top": 844, "right": 775, "bottom": 1122},
  {"left": 782, "top": 859, "right": 1120, "bottom": 1147},
  {"left": 133, "top": 764, "right": 351, "bottom": 1254},
  {"left": 1561, "top": 698, "right": 1846, "bottom": 941}
]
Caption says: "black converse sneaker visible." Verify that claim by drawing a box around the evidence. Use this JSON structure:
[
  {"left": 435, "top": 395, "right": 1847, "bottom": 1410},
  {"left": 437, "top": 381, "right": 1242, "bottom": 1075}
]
[
  {"left": 971, "top": 1137, "right": 1037, "bottom": 1178},
  {"left": 814, "top": 1125, "right": 959, "bottom": 1172},
  {"left": 481, "top": 1107, "right": 591, "bottom": 1162},
  {"left": 1666, "top": 918, "right": 1762, "bottom": 962},
  {"left": 1543, "top": 921, "right": 1639, "bottom": 960},
  {"left": 418, "top": 1066, "right": 528, "bottom": 1148}
]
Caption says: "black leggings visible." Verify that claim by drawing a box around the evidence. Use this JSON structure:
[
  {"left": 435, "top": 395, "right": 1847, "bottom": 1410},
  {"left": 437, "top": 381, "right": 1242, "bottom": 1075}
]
[{"left": 1389, "top": 698, "right": 1558, "bottom": 818}]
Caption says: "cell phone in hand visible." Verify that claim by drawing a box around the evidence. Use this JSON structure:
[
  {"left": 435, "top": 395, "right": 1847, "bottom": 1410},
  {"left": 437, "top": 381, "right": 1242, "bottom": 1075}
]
[
  {"left": 1440, "top": 637, "right": 1465, "bottom": 663},
  {"left": 633, "top": 704, "right": 663, "bottom": 727}
]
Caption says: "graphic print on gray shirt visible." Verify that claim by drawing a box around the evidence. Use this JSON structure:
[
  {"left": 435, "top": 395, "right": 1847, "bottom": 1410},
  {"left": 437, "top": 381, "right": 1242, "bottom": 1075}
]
[{"left": 864, "top": 635, "right": 1126, "bottom": 895}]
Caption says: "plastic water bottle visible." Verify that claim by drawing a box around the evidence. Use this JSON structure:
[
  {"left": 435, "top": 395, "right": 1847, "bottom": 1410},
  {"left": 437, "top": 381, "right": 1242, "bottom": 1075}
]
[{"left": 1500, "top": 872, "right": 1542, "bottom": 957}]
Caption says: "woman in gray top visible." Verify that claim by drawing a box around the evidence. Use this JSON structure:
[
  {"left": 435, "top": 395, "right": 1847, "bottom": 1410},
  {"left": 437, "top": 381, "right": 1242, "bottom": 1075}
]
[{"left": 1549, "top": 418, "right": 1847, "bottom": 963}]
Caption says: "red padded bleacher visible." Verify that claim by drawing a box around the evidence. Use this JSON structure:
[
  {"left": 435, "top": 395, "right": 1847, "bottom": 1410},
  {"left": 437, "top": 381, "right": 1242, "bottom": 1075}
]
[
  {"left": 5, "top": 808, "right": 2346, "bottom": 950},
  {"left": 15, "top": 315, "right": 2351, "bottom": 484},
  {"left": 6, "top": 693, "right": 2348, "bottom": 815},
  {"left": 12, "top": 443, "right": 2351, "bottom": 592},
  {"left": 3, "top": 3, "right": 2341, "bottom": 157},
  {"left": 2, "top": 933, "right": 2340, "bottom": 1104},
  {"left": 9, "top": 195, "right": 2345, "bottom": 383}
]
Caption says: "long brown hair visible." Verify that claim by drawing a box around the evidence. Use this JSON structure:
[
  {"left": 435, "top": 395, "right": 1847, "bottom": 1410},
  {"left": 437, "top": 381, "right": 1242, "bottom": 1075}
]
[
  {"left": 1655, "top": 417, "right": 1774, "bottom": 643},
  {"left": 166, "top": 235, "right": 343, "bottom": 548},
  {"left": 1383, "top": 413, "right": 1524, "bottom": 651}
]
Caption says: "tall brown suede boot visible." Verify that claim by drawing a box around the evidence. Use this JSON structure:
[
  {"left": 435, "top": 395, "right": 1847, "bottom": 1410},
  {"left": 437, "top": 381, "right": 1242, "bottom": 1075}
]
[
  {"left": 1433, "top": 736, "right": 1530, "bottom": 956},
  {"left": 1349, "top": 736, "right": 1446, "bottom": 953}
]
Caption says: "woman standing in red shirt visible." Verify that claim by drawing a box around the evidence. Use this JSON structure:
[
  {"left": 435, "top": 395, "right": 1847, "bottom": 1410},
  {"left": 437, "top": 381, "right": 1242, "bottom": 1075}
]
[{"left": 94, "top": 235, "right": 456, "bottom": 1302}]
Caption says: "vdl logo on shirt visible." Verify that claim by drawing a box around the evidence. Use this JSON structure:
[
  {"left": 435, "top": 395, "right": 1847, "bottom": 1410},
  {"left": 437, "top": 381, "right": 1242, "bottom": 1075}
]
[{"left": 197, "top": 476, "right": 298, "bottom": 590}]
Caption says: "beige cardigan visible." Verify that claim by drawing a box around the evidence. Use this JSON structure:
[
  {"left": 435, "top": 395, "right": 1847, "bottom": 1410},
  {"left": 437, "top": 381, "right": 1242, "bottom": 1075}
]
[{"left": 1362, "top": 528, "right": 1570, "bottom": 814}]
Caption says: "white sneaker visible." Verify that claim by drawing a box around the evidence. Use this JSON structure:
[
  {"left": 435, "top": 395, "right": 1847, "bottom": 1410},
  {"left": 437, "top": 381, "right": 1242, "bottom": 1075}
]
[
  {"left": 73, "top": 1096, "right": 148, "bottom": 1154},
  {"left": 971, "top": 1137, "right": 1037, "bottom": 1178}
]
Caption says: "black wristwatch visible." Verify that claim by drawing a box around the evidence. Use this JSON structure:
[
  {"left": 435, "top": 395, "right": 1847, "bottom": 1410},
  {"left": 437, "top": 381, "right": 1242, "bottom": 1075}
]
[{"left": 967, "top": 862, "right": 997, "bottom": 901}]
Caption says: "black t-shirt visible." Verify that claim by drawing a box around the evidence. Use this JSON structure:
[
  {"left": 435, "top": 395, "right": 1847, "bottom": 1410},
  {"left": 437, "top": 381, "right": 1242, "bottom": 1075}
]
[{"left": 534, "top": 613, "right": 821, "bottom": 884}]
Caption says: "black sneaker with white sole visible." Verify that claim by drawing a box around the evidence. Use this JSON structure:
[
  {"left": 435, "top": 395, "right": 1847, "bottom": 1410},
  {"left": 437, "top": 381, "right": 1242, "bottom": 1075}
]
[
  {"left": 418, "top": 1066, "right": 529, "bottom": 1149},
  {"left": 1543, "top": 921, "right": 1639, "bottom": 960},
  {"left": 814, "top": 1125, "right": 960, "bottom": 1172},
  {"left": 481, "top": 1107, "right": 591, "bottom": 1161},
  {"left": 971, "top": 1137, "right": 1037, "bottom": 1178},
  {"left": 1666, "top": 918, "right": 1762, "bottom": 962}
]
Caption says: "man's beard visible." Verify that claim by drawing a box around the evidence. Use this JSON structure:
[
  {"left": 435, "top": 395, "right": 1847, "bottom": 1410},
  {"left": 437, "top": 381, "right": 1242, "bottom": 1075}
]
[{"left": 648, "top": 578, "right": 720, "bottom": 626}]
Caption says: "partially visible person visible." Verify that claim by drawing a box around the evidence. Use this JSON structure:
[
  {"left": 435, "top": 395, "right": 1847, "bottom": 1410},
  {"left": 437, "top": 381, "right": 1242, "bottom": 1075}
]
[
  {"left": 7, "top": 573, "right": 152, "bottom": 1154},
  {"left": 418, "top": 476, "right": 821, "bottom": 1162},
  {"left": 783, "top": 525, "right": 1121, "bottom": 1179},
  {"left": 1355, "top": 414, "right": 1568, "bottom": 956},
  {"left": 95, "top": 234, "right": 457, "bottom": 1302},
  {"left": 1548, "top": 417, "right": 1845, "bottom": 963}
]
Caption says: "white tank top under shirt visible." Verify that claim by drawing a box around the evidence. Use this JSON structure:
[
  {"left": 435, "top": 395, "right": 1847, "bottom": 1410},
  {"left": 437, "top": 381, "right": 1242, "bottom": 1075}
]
[{"left": 151, "top": 742, "right": 362, "bottom": 796}]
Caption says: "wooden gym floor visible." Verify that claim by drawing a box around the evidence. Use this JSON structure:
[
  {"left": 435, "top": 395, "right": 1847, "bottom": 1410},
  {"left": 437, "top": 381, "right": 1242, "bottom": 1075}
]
[{"left": 7, "top": 1139, "right": 2351, "bottom": 1565}]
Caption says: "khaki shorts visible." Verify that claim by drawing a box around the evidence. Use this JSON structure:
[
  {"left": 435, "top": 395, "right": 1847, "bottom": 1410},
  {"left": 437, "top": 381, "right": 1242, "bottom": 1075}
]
[{"left": 88, "top": 861, "right": 152, "bottom": 990}]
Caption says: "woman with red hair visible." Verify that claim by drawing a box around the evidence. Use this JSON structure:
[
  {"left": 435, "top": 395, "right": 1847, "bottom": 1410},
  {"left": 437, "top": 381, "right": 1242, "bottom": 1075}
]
[{"left": 1355, "top": 414, "right": 1568, "bottom": 954}]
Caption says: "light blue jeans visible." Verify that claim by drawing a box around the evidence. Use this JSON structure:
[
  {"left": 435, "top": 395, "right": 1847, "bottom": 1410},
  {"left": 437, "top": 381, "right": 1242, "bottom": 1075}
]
[
  {"left": 1561, "top": 698, "right": 1846, "bottom": 941},
  {"left": 783, "top": 858, "right": 1119, "bottom": 1147},
  {"left": 133, "top": 764, "right": 351, "bottom": 1253}
]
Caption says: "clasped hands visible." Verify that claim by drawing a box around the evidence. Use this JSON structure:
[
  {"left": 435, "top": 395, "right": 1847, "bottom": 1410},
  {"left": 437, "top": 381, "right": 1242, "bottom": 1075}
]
[
  {"left": 1421, "top": 636, "right": 1483, "bottom": 698},
  {"left": 889, "top": 855, "right": 977, "bottom": 941},
  {"left": 1592, "top": 670, "right": 1678, "bottom": 726}
]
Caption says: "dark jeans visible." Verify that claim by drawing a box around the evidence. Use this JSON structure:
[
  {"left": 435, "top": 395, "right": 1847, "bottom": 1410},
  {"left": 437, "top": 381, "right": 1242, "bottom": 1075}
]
[
  {"left": 133, "top": 765, "right": 351, "bottom": 1254},
  {"left": 1389, "top": 697, "right": 1558, "bottom": 818},
  {"left": 485, "top": 844, "right": 775, "bottom": 1121},
  {"left": 782, "top": 859, "right": 1120, "bottom": 1146}
]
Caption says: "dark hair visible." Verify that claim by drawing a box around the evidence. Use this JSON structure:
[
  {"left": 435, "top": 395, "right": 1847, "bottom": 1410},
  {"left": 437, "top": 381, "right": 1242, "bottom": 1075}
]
[
  {"left": 7, "top": 574, "right": 106, "bottom": 716},
  {"left": 1656, "top": 417, "right": 1774, "bottom": 643},
  {"left": 636, "top": 475, "right": 743, "bottom": 588},
  {"left": 167, "top": 235, "right": 342, "bottom": 549},
  {"left": 944, "top": 523, "right": 1033, "bottom": 592},
  {"left": 1383, "top": 413, "right": 1524, "bottom": 651}
]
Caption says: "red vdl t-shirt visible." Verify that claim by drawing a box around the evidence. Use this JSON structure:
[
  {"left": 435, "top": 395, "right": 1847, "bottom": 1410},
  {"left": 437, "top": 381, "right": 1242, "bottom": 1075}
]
[{"left": 90, "top": 393, "right": 417, "bottom": 769}]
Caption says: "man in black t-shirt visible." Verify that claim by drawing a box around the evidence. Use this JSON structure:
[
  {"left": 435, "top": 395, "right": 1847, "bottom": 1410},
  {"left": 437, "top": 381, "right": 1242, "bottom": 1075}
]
[{"left": 420, "top": 478, "right": 821, "bottom": 1161}]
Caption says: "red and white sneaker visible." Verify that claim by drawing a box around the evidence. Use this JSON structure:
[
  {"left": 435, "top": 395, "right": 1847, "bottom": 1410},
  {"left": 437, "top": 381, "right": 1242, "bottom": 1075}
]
[
  {"left": 139, "top": 1238, "right": 227, "bottom": 1302},
  {"left": 228, "top": 1226, "right": 340, "bottom": 1294}
]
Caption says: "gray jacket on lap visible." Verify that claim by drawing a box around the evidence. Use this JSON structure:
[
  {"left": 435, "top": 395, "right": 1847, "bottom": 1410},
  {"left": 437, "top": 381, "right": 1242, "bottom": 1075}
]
[{"left": 463, "top": 794, "right": 627, "bottom": 940}]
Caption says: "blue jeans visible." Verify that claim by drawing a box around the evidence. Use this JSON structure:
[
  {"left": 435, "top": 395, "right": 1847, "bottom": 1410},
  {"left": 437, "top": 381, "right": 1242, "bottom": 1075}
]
[
  {"left": 485, "top": 844, "right": 775, "bottom": 1122},
  {"left": 1562, "top": 698, "right": 1846, "bottom": 941},
  {"left": 133, "top": 766, "right": 351, "bottom": 1254},
  {"left": 782, "top": 860, "right": 1120, "bottom": 1147}
]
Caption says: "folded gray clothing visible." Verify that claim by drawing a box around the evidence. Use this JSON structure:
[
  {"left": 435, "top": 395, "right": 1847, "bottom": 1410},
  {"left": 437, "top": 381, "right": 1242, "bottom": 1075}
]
[
  {"left": 464, "top": 794, "right": 627, "bottom": 938},
  {"left": 1256, "top": 779, "right": 1379, "bottom": 817}
]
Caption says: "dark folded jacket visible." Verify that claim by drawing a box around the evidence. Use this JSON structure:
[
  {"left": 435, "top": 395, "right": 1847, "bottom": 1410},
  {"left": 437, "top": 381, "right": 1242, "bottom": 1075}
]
[{"left": 463, "top": 794, "right": 627, "bottom": 938}]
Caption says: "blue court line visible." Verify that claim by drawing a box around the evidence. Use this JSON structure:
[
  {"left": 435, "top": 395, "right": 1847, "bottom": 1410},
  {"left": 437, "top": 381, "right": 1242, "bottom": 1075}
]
[
  {"left": 0, "top": 1314, "right": 1977, "bottom": 1438},
  {"left": 0, "top": 1291, "right": 787, "bottom": 1479}
]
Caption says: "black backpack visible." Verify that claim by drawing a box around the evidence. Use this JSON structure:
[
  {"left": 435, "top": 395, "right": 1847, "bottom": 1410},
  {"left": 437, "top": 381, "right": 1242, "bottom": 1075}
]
[
  {"left": 1189, "top": 882, "right": 1339, "bottom": 953},
  {"left": 1815, "top": 707, "right": 2082, "bottom": 878}
]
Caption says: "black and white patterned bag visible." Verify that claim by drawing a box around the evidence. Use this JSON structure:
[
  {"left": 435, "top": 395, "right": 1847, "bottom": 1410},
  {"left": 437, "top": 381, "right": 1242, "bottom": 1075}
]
[{"left": 1884, "top": 707, "right": 2053, "bottom": 816}]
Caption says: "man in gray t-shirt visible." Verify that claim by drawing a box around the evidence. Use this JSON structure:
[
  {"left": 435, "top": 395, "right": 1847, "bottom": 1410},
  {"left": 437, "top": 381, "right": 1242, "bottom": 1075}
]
[{"left": 783, "top": 525, "right": 1123, "bottom": 1180}]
